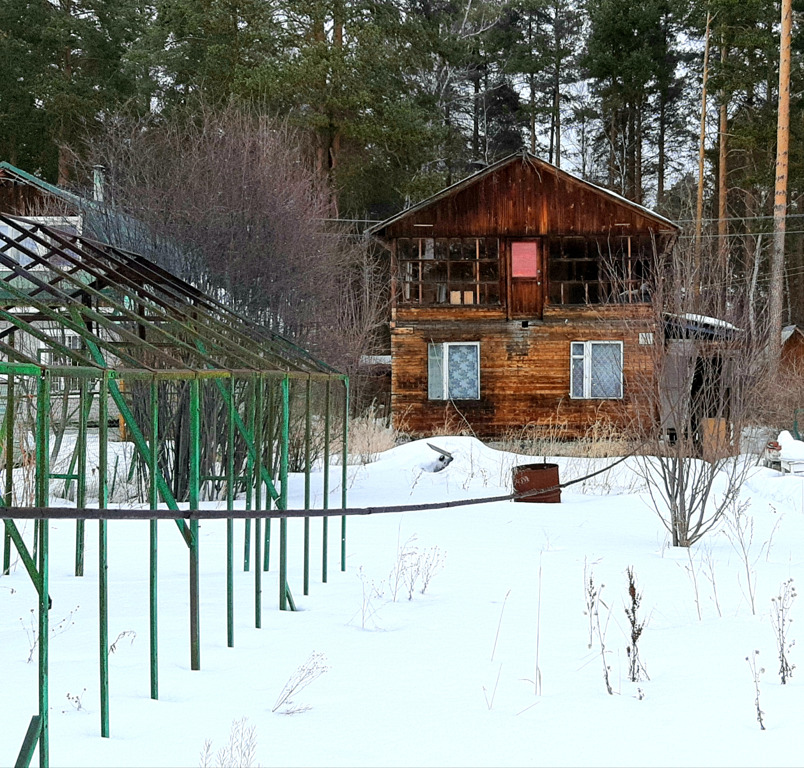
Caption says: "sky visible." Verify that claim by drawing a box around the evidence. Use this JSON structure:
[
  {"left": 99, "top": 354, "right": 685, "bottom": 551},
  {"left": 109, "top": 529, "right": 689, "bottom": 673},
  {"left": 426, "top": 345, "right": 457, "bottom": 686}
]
[{"left": 2, "top": 434, "right": 804, "bottom": 767}]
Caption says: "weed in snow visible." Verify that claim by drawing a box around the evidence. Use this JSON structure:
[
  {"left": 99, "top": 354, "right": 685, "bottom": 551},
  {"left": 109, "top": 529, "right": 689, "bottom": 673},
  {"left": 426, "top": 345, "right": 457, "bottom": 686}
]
[
  {"left": 272, "top": 652, "right": 329, "bottom": 715},
  {"left": 771, "top": 578, "right": 796, "bottom": 684},
  {"left": 199, "top": 717, "right": 258, "bottom": 767}
]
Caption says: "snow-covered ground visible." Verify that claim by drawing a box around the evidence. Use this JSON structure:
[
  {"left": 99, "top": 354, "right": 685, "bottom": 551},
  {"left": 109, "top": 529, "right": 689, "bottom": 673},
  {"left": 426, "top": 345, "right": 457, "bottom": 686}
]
[{"left": 3, "top": 435, "right": 804, "bottom": 767}]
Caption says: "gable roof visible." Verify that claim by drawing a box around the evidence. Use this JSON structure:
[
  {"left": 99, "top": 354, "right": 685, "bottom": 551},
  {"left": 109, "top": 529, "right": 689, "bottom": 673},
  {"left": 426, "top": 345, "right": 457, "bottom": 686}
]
[
  {"left": 0, "top": 161, "right": 87, "bottom": 210},
  {"left": 367, "top": 151, "right": 679, "bottom": 237}
]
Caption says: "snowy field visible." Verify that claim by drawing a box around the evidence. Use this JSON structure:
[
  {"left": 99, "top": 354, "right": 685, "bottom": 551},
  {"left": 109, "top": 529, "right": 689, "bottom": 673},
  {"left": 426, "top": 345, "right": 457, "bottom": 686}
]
[{"left": 2, "top": 435, "right": 804, "bottom": 767}]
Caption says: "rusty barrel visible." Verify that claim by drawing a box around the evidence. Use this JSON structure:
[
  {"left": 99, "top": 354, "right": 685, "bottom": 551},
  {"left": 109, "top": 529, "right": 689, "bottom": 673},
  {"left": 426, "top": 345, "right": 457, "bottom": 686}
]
[{"left": 512, "top": 462, "right": 561, "bottom": 503}]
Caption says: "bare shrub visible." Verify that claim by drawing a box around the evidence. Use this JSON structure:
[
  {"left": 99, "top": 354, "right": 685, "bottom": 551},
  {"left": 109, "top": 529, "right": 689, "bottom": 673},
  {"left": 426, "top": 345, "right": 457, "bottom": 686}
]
[
  {"left": 199, "top": 718, "right": 258, "bottom": 768},
  {"left": 20, "top": 605, "right": 80, "bottom": 663},
  {"left": 272, "top": 652, "right": 329, "bottom": 715},
  {"left": 419, "top": 546, "right": 446, "bottom": 594},
  {"left": 353, "top": 567, "right": 385, "bottom": 630},
  {"left": 771, "top": 578, "right": 796, "bottom": 684},
  {"left": 585, "top": 570, "right": 614, "bottom": 695},
  {"left": 622, "top": 234, "right": 772, "bottom": 548},
  {"left": 389, "top": 531, "right": 418, "bottom": 602},
  {"left": 624, "top": 566, "right": 648, "bottom": 683},
  {"left": 745, "top": 650, "right": 766, "bottom": 730},
  {"left": 83, "top": 102, "right": 388, "bottom": 383}
]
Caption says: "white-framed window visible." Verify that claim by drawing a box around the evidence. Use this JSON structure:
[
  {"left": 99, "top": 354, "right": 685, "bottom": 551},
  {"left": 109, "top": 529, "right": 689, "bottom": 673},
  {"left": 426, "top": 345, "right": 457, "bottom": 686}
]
[
  {"left": 39, "top": 329, "right": 83, "bottom": 393},
  {"left": 570, "top": 341, "right": 623, "bottom": 399},
  {"left": 428, "top": 342, "right": 480, "bottom": 400}
]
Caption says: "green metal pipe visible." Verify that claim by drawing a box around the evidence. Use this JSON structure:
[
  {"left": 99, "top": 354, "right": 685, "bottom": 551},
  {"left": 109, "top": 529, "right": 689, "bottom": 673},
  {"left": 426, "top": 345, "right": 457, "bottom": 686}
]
[
  {"left": 75, "top": 381, "right": 88, "bottom": 577},
  {"left": 15, "top": 715, "right": 42, "bottom": 768},
  {"left": 3, "top": 371, "right": 14, "bottom": 575},
  {"left": 98, "top": 373, "right": 109, "bottom": 739},
  {"left": 35, "top": 373, "right": 50, "bottom": 768},
  {"left": 189, "top": 378, "right": 201, "bottom": 671},
  {"left": 322, "top": 379, "right": 331, "bottom": 583},
  {"left": 253, "top": 376, "right": 263, "bottom": 628},
  {"left": 226, "top": 376, "right": 235, "bottom": 648},
  {"left": 263, "top": 381, "right": 271, "bottom": 573},
  {"left": 38, "top": 518, "right": 48, "bottom": 768},
  {"left": 244, "top": 377, "right": 254, "bottom": 572},
  {"left": 279, "top": 377, "right": 289, "bottom": 610},
  {"left": 149, "top": 377, "right": 159, "bottom": 699},
  {"left": 303, "top": 377, "right": 311, "bottom": 595},
  {"left": 341, "top": 379, "right": 349, "bottom": 572}
]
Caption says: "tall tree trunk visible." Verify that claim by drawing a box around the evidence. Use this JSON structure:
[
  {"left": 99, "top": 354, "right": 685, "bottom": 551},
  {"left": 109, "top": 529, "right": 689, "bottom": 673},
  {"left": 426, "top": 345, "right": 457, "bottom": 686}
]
[
  {"left": 695, "top": 11, "right": 712, "bottom": 272},
  {"left": 657, "top": 93, "right": 666, "bottom": 207},
  {"left": 635, "top": 104, "right": 643, "bottom": 205},
  {"left": 771, "top": 0, "right": 792, "bottom": 369},
  {"left": 718, "top": 40, "right": 729, "bottom": 278},
  {"left": 552, "top": 68, "right": 561, "bottom": 168}
]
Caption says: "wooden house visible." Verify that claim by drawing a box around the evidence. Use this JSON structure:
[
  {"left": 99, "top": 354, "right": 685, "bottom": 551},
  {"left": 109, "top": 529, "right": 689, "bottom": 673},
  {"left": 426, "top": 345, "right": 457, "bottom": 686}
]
[{"left": 368, "top": 152, "right": 680, "bottom": 439}]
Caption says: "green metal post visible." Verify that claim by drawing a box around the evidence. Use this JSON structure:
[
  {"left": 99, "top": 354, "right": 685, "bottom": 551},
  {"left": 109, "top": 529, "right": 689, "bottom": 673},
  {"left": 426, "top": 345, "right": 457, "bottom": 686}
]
[
  {"left": 263, "top": 385, "right": 272, "bottom": 572},
  {"left": 303, "top": 377, "right": 311, "bottom": 595},
  {"left": 38, "top": 518, "right": 48, "bottom": 768},
  {"left": 35, "top": 373, "right": 49, "bottom": 768},
  {"left": 243, "top": 378, "right": 253, "bottom": 572},
  {"left": 149, "top": 377, "right": 159, "bottom": 699},
  {"left": 279, "top": 376, "right": 289, "bottom": 610},
  {"left": 75, "top": 381, "right": 88, "bottom": 577},
  {"left": 3, "top": 372, "right": 14, "bottom": 574},
  {"left": 98, "top": 373, "right": 109, "bottom": 739},
  {"left": 322, "top": 379, "right": 331, "bottom": 583},
  {"left": 189, "top": 377, "right": 201, "bottom": 671},
  {"left": 253, "top": 376, "right": 263, "bottom": 628},
  {"left": 341, "top": 378, "right": 349, "bottom": 572},
  {"left": 226, "top": 375, "right": 235, "bottom": 648}
]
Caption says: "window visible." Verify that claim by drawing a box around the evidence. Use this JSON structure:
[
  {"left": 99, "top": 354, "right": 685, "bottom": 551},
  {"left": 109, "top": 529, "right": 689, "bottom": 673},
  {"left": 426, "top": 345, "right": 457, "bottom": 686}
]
[
  {"left": 39, "top": 329, "right": 83, "bottom": 393},
  {"left": 570, "top": 341, "right": 623, "bottom": 399},
  {"left": 397, "top": 238, "right": 500, "bottom": 306},
  {"left": 428, "top": 342, "right": 480, "bottom": 400},
  {"left": 547, "top": 235, "right": 652, "bottom": 305}
]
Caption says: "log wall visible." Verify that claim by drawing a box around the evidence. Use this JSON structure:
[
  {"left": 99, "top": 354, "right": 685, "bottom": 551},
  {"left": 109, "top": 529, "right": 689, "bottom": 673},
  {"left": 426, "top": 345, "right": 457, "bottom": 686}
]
[{"left": 392, "top": 304, "right": 656, "bottom": 438}]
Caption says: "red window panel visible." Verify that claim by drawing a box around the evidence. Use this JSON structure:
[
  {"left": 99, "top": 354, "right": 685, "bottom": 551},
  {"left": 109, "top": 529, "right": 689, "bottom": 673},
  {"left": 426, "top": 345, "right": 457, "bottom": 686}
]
[{"left": 512, "top": 241, "right": 539, "bottom": 277}]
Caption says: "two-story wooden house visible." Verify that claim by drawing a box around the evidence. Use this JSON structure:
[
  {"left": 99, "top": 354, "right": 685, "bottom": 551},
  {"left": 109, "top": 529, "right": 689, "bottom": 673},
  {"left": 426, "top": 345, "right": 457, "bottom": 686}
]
[{"left": 368, "top": 152, "right": 680, "bottom": 439}]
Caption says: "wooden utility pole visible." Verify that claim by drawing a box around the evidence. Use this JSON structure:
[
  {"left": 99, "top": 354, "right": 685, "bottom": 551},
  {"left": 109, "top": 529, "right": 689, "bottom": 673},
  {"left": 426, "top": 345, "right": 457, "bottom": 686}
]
[
  {"left": 718, "top": 38, "right": 729, "bottom": 277},
  {"left": 771, "top": 0, "right": 792, "bottom": 368},
  {"left": 695, "top": 11, "right": 712, "bottom": 272}
]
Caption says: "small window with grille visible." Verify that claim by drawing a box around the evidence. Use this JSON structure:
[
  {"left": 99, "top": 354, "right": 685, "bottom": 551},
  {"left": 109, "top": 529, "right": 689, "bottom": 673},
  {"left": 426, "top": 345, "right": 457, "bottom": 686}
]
[
  {"left": 428, "top": 342, "right": 480, "bottom": 400},
  {"left": 570, "top": 341, "right": 623, "bottom": 399}
]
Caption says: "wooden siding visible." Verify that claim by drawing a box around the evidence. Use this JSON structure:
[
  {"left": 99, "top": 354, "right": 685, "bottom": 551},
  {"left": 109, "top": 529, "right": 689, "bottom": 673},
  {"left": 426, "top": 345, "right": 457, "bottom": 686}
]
[
  {"left": 0, "top": 173, "right": 51, "bottom": 215},
  {"left": 380, "top": 158, "right": 675, "bottom": 240},
  {"left": 392, "top": 305, "right": 655, "bottom": 438}
]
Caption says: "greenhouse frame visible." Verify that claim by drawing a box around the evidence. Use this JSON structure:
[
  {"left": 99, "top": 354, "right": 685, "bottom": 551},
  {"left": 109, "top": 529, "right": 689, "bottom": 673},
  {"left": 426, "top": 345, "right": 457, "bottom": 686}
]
[{"left": 0, "top": 213, "right": 349, "bottom": 766}]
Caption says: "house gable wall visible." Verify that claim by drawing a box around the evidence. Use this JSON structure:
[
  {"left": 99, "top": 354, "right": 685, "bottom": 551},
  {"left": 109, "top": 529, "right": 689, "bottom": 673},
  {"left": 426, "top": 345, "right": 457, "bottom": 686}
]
[{"left": 380, "top": 158, "right": 675, "bottom": 240}]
